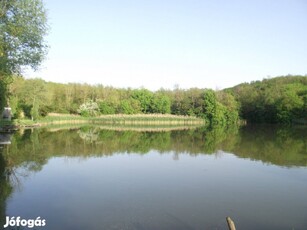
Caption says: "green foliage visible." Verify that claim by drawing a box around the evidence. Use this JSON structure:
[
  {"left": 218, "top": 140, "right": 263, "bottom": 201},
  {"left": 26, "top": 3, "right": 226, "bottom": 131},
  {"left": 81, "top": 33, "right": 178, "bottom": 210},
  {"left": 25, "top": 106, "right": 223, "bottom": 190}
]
[
  {"left": 0, "top": 0, "right": 49, "bottom": 76},
  {"left": 118, "top": 98, "right": 141, "bottom": 114},
  {"left": 203, "top": 90, "right": 217, "bottom": 123},
  {"left": 0, "top": 76, "right": 10, "bottom": 108},
  {"left": 5, "top": 75, "right": 307, "bottom": 125},
  {"left": 230, "top": 75, "right": 307, "bottom": 123},
  {"left": 131, "top": 89, "right": 153, "bottom": 113},
  {"left": 4, "top": 79, "right": 241, "bottom": 126},
  {"left": 151, "top": 93, "right": 171, "bottom": 114},
  {"left": 30, "top": 100, "right": 39, "bottom": 120},
  {"left": 216, "top": 91, "right": 239, "bottom": 125},
  {"left": 10, "top": 78, "right": 50, "bottom": 119},
  {"left": 0, "top": 0, "right": 48, "bottom": 111},
  {"left": 98, "top": 100, "right": 116, "bottom": 114},
  {"left": 170, "top": 88, "right": 205, "bottom": 116},
  {"left": 275, "top": 84, "right": 305, "bottom": 123}
]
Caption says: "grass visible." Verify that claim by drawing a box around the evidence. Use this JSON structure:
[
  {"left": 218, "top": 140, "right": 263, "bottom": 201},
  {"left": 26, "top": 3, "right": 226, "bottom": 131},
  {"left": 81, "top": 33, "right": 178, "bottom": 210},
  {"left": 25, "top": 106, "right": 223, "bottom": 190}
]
[
  {"left": 39, "top": 113, "right": 205, "bottom": 126},
  {"left": 1, "top": 113, "right": 205, "bottom": 128}
]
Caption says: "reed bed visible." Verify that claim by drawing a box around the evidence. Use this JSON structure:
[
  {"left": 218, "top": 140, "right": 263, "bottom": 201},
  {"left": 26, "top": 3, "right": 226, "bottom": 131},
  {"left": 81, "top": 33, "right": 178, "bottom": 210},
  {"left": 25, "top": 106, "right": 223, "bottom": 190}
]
[
  {"left": 45, "top": 124, "right": 201, "bottom": 132},
  {"left": 39, "top": 113, "right": 205, "bottom": 126}
]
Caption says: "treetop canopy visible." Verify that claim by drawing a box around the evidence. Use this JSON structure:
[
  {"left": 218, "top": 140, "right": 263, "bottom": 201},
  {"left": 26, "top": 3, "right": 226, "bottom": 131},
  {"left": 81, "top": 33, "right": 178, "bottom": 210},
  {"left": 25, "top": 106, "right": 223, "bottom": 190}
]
[{"left": 0, "top": 0, "right": 48, "bottom": 77}]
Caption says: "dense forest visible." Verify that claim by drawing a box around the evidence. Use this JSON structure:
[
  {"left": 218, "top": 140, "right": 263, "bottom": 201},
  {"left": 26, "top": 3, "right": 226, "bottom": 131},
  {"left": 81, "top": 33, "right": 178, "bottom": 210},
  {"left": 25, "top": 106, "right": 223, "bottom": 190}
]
[
  {"left": 1, "top": 75, "right": 306, "bottom": 124},
  {"left": 228, "top": 75, "right": 307, "bottom": 123}
]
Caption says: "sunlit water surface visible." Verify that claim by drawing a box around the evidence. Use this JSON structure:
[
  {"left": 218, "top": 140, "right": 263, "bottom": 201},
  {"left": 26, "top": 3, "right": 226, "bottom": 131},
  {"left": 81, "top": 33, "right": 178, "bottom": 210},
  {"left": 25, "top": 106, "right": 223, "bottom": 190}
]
[{"left": 1, "top": 126, "right": 307, "bottom": 229}]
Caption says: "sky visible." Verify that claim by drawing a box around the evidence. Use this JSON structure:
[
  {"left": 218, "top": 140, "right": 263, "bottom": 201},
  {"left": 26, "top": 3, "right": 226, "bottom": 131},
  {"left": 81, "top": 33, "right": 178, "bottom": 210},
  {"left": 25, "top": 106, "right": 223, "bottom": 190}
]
[{"left": 25, "top": 0, "right": 307, "bottom": 90}]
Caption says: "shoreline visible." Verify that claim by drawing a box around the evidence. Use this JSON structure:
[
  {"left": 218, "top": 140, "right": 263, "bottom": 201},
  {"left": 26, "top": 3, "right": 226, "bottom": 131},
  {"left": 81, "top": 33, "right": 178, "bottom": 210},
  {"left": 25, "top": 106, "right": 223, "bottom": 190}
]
[{"left": 0, "top": 113, "right": 205, "bottom": 131}]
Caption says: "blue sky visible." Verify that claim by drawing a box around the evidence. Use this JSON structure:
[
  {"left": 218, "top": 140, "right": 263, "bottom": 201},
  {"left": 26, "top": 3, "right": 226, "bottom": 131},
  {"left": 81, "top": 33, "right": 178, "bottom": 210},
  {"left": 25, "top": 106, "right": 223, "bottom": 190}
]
[{"left": 26, "top": 0, "right": 307, "bottom": 90}]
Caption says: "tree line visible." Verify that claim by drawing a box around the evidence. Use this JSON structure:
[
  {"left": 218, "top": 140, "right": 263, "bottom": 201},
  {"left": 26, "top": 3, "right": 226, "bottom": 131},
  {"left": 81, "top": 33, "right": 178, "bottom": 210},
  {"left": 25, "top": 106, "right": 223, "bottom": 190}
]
[
  {"left": 4, "top": 75, "right": 306, "bottom": 124},
  {"left": 7, "top": 77, "right": 239, "bottom": 125},
  {"left": 229, "top": 75, "right": 307, "bottom": 123}
]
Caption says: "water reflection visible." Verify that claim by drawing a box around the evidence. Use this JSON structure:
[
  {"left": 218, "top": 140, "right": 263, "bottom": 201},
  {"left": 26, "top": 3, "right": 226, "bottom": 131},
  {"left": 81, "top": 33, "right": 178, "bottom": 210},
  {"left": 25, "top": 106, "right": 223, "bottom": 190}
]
[
  {"left": 1, "top": 125, "right": 307, "bottom": 170},
  {"left": 0, "top": 148, "right": 12, "bottom": 228},
  {"left": 0, "top": 125, "right": 306, "bottom": 229},
  {"left": 0, "top": 133, "right": 11, "bottom": 145},
  {"left": 234, "top": 125, "right": 307, "bottom": 166}
]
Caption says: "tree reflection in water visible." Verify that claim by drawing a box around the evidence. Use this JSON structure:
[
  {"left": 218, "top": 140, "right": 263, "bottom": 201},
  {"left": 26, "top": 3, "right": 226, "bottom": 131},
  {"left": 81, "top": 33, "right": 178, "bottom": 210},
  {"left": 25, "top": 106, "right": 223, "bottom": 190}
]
[
  {"left": 0, "top": 124, "right": 306, "bottom": 228},
  {"left": 0, "top": 146, "right": 13, "bottom": 228}
]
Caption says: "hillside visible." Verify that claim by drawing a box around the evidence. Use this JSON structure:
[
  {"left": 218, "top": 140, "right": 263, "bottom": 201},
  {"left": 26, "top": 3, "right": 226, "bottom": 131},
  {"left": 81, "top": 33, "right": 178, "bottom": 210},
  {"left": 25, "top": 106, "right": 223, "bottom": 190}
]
[{"left": 228, "top": 75, "right": 307, "bottom": 123}]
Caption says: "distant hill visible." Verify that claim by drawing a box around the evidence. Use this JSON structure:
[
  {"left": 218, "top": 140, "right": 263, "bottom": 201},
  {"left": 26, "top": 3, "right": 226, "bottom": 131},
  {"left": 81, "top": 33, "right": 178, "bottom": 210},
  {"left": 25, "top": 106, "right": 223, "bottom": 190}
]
[{"left": 227, "top": 75, "right": 307, "bottom": 123}]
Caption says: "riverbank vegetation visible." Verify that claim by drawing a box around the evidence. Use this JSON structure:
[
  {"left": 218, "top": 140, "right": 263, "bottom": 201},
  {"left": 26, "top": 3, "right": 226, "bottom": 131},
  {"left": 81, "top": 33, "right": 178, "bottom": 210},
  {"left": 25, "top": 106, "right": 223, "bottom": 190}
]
[
  {"left": 39, "top": 113, "right": 204, "bottom": 126},
  {"left": 2, "top": 75, "right": 306, "bottom": 126},
  {"left": 5, "top": 77, "right": 240, "bottom": 126}
]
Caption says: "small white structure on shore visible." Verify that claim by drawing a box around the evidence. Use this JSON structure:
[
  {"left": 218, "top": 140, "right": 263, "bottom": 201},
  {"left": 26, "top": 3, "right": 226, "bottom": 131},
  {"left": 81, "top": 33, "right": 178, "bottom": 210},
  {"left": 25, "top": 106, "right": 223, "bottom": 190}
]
[{"left": 2, "top": 107, "right": 12, "bottom": 121}]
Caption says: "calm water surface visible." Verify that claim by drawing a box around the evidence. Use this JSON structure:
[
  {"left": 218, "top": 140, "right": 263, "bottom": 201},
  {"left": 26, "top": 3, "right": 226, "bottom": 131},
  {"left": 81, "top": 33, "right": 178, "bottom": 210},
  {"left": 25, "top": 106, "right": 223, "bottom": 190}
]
[{"left": 0, "top": 125, "right": 307, "bottom": 229}]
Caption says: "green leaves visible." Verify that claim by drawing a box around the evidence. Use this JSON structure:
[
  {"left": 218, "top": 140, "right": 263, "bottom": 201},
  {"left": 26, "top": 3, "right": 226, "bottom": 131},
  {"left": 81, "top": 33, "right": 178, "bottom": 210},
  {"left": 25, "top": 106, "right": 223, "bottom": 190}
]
[
  {"left": 231, "top": 75, "right": 307, "bottom": 123},
  {"left": 0, "top": 0, "right": 48, "bottom": 75},
  {"left": 131, "top": 89, "right": 153, "bottom": 113}
]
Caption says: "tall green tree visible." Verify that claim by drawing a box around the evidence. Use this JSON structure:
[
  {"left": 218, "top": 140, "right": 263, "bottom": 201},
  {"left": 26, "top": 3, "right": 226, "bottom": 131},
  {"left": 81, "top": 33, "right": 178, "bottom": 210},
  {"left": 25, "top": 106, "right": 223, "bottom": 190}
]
[
  {"left": 151, "top": 93, "right": 171, "bottom": 114},
  {"left": 216, "top": 91, "right": 239, "bottom": 124},
  {"left": 131, "top": 89, "right": 153, "bottom": 113},
  {"left": 20, "top": 78, "right": 50, "bottom": 120},
  {"left": 118, "top": 98, "right": 141, "bottom": 114},
  {"left": 0, "top": 0, "right": 48, "bottom": 108}
]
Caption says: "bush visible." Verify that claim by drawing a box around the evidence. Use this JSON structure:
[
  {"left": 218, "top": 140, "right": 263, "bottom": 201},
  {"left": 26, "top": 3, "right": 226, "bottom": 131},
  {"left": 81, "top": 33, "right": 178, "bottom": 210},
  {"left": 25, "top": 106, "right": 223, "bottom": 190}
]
[{"left": 77, "top": 100, "right": 99, "bottom": 117}]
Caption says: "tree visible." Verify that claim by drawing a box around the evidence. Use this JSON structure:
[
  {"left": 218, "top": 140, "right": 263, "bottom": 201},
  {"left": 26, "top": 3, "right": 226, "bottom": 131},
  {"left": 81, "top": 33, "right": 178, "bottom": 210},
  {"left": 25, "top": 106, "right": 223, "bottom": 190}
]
[
  {"left": 0, "top": 0, "right": 48, "bottom": 76},
  {"left": 0, "top": 0, "right": 48, "bottom": 107},
  {"left": 18, "top": 78, "right": 50, "bottom": 120},
  {"left": 118, "top": 98, "right": 141, "bottom": 114},
  {"left": 98, "top": 100, "right": 116, "bottom": 114},
  {"left": 0, "top": 77, "right": 9, "bottom": 109},
  {"left": 78, "top": 100, "right": 99, "bottom": 117},
  {"left": 203, "top": 90, "right": 217, "bottom": 124},
  {"left": 151, "top": 93, "right": 171, "bottom": 114},
  {"left": 231, "top": 76, "right": 307, "bottom": 123},
  {"left": 216, "top": 91, "right": 239, "bottom": 124},
  {"left": 276, "top": 87, "right": 304, "bottom": 123},
  {"left": 131, "top": 89, "right": 153, "bottom": 113}
]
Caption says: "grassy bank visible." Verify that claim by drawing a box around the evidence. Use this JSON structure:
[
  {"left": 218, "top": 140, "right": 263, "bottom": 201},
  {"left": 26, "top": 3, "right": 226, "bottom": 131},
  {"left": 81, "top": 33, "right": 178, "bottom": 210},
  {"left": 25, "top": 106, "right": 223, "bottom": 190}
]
[
  {"left": 40, "top": 114, "right": 205, "bottom": 126},
  {"left": 1, "top": 113, "right": 205, "bottom": 129}
]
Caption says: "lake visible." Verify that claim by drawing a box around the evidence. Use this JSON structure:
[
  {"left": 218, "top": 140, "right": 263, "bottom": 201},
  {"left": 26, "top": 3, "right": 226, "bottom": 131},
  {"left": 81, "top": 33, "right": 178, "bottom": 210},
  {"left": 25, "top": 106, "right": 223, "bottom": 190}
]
[{"left": 1, "top": 125, "right": 307, "bottom": 229}]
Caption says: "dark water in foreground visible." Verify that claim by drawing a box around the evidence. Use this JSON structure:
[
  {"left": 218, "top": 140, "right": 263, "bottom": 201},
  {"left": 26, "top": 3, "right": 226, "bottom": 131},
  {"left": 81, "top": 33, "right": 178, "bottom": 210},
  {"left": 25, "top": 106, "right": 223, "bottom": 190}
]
[{"left": 0, "top": 125, "right": 307, "bottom": 229}]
